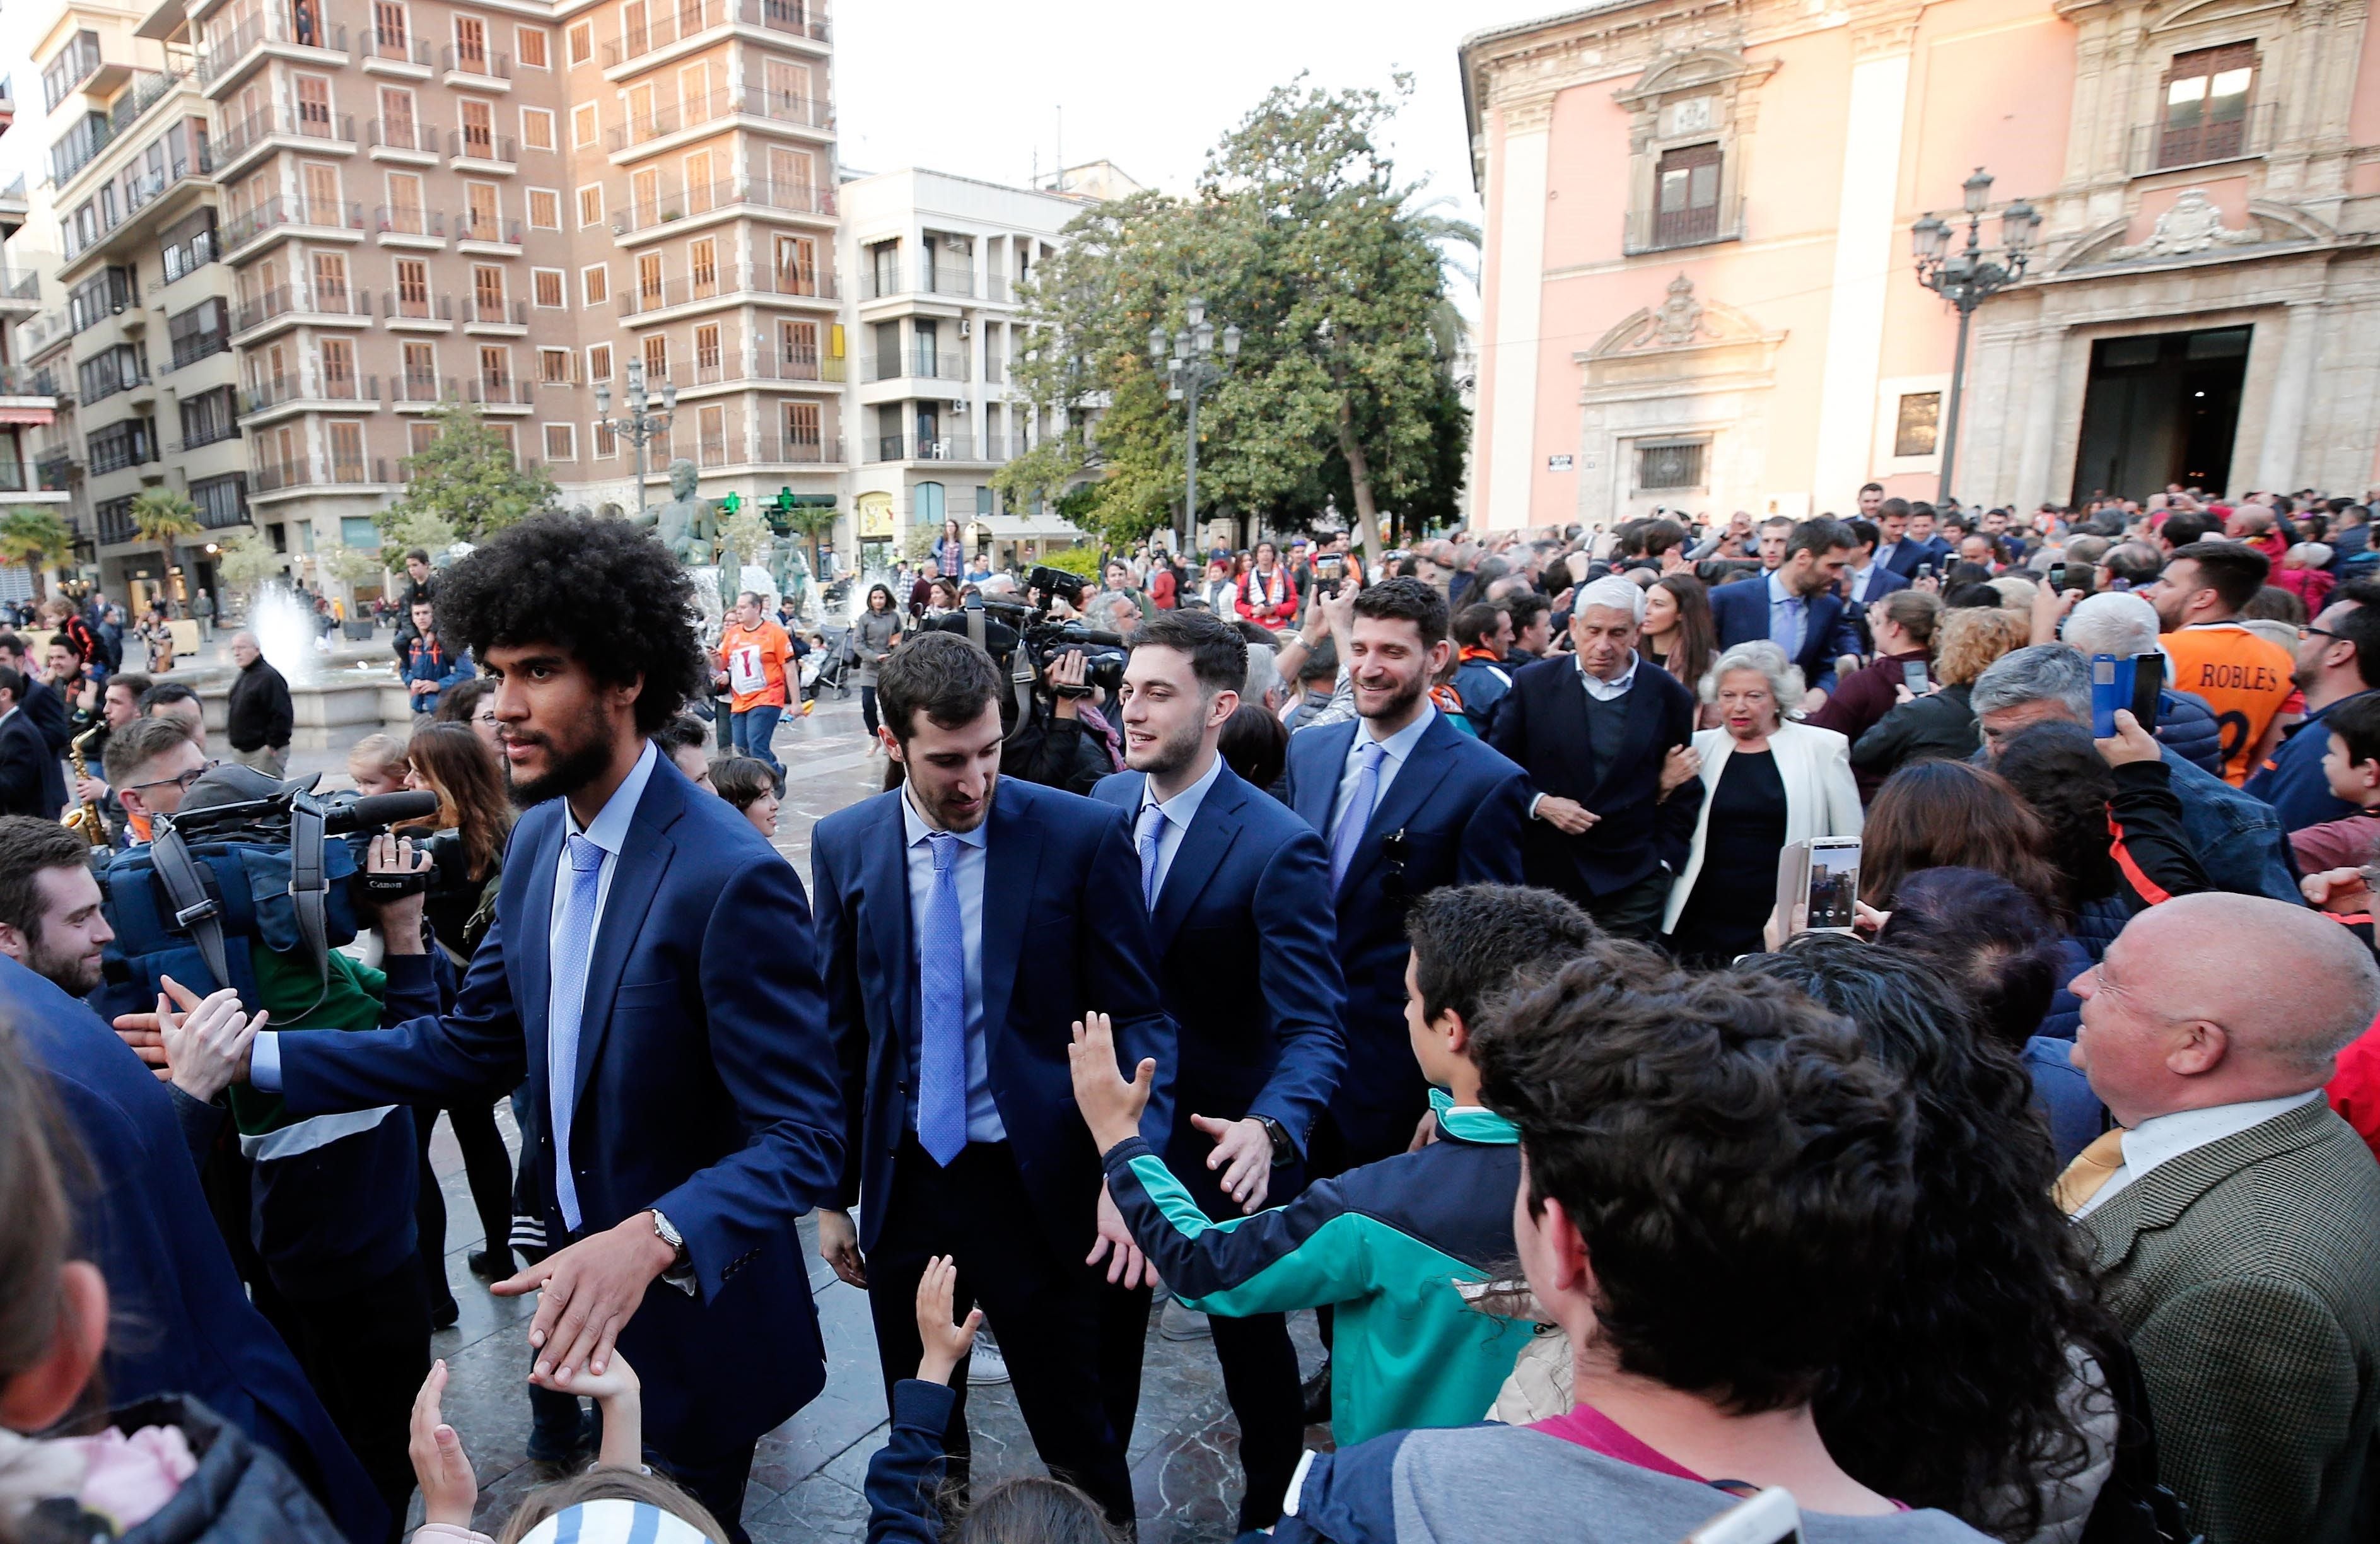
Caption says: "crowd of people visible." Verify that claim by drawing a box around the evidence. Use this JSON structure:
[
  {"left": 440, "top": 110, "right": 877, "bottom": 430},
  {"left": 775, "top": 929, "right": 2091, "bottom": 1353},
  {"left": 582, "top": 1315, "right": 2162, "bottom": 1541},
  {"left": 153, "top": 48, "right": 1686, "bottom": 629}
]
[{"left": 0, "top": 486, "right": 2376, "bottom": 1544}]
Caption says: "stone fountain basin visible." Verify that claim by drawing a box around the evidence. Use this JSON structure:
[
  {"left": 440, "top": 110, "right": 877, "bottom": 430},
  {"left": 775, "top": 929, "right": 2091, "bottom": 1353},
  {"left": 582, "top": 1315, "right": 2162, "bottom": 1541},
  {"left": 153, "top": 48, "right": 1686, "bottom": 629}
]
[{"left": 172, "top": 643, "right": 422, "bottom": 751}]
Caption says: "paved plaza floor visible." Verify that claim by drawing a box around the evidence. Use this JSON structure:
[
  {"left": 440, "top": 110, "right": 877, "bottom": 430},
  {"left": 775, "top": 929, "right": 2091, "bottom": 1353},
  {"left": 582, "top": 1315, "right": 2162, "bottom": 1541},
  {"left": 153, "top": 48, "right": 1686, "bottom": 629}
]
[{"left": 405, "top": 683, "right": 1330, "bottom": 1542}]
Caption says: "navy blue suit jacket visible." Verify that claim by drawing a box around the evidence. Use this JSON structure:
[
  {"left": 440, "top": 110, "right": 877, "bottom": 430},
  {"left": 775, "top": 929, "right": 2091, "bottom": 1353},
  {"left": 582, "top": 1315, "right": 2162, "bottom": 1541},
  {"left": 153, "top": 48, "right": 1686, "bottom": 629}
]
[
  {"left": 1878, "top": 536, "right": 1951, "bottom": 580},
  {"left": 274, "top": 756, "right": 844, "bottom": 1461},
  {"left": 1488, "top": 657, "right": 1703, "bottom": 903},
  {"left": 20, "top": 677, "right": 69, "bottom": 816},
  {"left": 1708, "top": 575, "right": 1854, "bottom": 691},
  {"left": 1, "top": 956, "right": 385, "bottom": 1544},
  {"left": 1091, "top": 762, "right": 1345, "bottom": 1162},
  {"left": 1280, "top": 711, "right": 1529, "bottom": 1159},
  {"left": 812, "top": 775, "right": 1175, "bottom": 1258},
  {"left": 1838, "top": 565, "right": 1908, "bottom": 653}
]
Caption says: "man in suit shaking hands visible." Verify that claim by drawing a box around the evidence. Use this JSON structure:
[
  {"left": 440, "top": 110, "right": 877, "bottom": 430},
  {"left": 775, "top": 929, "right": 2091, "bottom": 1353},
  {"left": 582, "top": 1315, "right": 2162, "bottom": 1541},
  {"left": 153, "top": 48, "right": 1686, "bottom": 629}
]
[
  {"left": 1091, "top": 609, "right": 1345, "bottom": 1534},
  {"left": 230, "top": 515, "right": 846, "bottom": 1541},
  {"left": 1488, "top": 576, "right": 1703, "bottom": 939},
  {"left": 1706, "top": 516, "right": 1862, "bottom": 710},
  {"left": 812, "top": 632, "right": 1174, "bottom": 1526},
  {"left": 1281, "top": 579, "right": 1527, "bottom": 1172}
]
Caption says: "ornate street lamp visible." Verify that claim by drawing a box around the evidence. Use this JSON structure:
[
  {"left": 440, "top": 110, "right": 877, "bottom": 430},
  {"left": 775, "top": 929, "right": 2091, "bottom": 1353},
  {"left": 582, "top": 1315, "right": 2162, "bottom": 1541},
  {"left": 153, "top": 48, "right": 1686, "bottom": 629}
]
[
  {"left": 1149, "top": 296, "right": 1240, "bottom": 548},
  {"left": 1911, "top": 167, "right": 2040, "bottom": 503},
  {"left": 594, "top": 358, "right": 679, "bottom": 521}
]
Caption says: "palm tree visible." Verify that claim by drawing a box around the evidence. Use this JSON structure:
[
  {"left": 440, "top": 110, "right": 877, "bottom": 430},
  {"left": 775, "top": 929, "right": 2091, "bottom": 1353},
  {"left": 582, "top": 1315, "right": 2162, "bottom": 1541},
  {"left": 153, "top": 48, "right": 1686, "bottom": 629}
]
[
  {"left": 0, "top": 507, "right": 72, "bottom": 600},
  {"left": 129, "top": 487, "right": 203, "bottom": 609}
]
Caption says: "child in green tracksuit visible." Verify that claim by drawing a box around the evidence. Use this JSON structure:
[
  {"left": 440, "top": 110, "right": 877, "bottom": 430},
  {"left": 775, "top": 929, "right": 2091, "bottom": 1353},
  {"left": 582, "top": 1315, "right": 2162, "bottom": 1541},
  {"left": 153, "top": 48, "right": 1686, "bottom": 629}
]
[{"left": 1068, "top": 884, "right": 1600, "bottom": 1445}]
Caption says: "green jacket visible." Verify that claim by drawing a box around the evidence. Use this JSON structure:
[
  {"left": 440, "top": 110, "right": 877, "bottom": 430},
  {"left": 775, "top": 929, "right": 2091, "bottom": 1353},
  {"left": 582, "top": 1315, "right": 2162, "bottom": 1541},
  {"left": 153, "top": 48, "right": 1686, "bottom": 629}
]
[
  {"left": 1102, "top": 1092, "right": 1533, "bottom": 1444},
  {"left": 2083, "top": 1097, "right": 2380, "bottom": 1544}
]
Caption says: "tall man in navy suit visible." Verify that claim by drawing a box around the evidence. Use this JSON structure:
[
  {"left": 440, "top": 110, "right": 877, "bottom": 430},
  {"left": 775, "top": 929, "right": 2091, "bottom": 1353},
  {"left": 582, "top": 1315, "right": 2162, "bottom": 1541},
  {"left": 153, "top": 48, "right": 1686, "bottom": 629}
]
[
  {"left": 1488, "top": 576, "right": 1703, "bottom": 939},
  {"left": 812, "top": 631, "right": 1174, "bottom": 1526},
  {"left": 1092, "top": 609, "right": 1344, "bottom": 1533},
  {"left": 1838, "top": 518, "right": 1911, "bottom": 657},
  {"left": 1280, "top": 579, "right": 1529, "bottom": 1173},
  {"left": 1707, "top": 516, "right": 1861, "bottom": 710},
  {"left": 228, "top": 515, "right": 845, "bottom": 1541}
]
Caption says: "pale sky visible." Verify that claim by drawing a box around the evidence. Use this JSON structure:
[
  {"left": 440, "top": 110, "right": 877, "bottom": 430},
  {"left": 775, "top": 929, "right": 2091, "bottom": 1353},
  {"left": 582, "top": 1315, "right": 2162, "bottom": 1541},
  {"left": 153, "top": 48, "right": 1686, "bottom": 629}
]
[{"left": 833, "top": 0, "right": 1515, "bottom": 277}]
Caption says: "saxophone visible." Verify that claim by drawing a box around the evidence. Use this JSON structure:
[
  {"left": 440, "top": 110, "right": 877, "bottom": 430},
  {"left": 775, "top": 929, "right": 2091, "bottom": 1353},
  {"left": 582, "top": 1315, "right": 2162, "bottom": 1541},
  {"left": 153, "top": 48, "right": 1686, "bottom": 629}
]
[{"left": 62, "top": 723, "right": 107, "bottom": 846}]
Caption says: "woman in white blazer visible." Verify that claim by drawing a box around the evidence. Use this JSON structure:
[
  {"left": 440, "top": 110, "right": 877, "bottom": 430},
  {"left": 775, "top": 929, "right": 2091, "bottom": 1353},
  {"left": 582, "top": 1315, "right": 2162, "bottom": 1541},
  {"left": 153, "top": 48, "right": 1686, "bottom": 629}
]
[{"left": 1662, "top": 640, "right": 1864, "bottom": 965}]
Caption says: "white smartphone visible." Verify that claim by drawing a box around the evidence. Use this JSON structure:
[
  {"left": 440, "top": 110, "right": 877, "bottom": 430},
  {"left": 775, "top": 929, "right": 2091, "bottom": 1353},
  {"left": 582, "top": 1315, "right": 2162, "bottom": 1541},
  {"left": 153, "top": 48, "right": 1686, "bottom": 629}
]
[
  {"left": 1683, "top": 1487, "right": 1802, "bottom": 1544},
  {"left": 1804, "top": 836, "right": 1862, "bottom": 933}
]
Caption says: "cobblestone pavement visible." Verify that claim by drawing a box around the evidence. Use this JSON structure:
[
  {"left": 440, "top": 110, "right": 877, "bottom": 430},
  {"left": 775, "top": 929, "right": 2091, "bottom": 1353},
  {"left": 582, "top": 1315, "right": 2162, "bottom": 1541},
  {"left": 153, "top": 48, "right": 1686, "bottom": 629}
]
[{"left": 415, "top": 684, "right": 1329, "bottom": 1543}]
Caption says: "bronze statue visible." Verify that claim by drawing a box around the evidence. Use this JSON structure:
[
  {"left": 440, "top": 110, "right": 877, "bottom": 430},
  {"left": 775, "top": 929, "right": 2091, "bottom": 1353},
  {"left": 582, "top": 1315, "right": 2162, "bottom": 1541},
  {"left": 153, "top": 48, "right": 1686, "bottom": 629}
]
[{"left": 633, "top": 459, "right": 718, "bottom": 566}]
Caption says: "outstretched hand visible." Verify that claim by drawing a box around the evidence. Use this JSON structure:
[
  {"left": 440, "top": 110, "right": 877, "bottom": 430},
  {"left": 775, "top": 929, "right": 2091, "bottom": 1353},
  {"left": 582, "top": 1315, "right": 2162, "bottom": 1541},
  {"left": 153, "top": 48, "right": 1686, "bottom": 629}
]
[
  {"left": 914, "top": 1256, "right": 982, "bottom": 1385},
  {"left": 409, "top": 1360, "right": 477, "bottom": 1528},
  {"left": 1066, "top": 1010, "right": 1153, "bottom": 1153}
]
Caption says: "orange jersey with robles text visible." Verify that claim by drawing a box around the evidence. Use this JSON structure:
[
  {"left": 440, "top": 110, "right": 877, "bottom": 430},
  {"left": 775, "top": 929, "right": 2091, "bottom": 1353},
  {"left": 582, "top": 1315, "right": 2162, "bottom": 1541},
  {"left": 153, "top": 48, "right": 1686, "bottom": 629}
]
[
  {"left": 2161, "top": 624, "right": 2295, "bottom": 785},
  {"left": 718, "top": 620, "right": 795, "bottom": 711}
]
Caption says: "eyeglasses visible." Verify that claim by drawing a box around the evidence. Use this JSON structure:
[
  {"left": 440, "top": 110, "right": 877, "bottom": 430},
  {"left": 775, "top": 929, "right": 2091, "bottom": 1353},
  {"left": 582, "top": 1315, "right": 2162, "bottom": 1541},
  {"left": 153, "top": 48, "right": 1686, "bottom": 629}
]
[
  {"left": 128, "top": 759, "right": 219, "bottom": 796},
  {"left": 2301, "top": 625, "right": 2343, "bottom": 641}
]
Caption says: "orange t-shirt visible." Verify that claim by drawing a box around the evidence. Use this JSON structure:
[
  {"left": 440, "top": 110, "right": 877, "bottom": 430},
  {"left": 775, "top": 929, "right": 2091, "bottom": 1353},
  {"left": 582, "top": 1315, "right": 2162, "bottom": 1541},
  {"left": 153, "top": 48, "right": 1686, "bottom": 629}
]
[
  {"left": 718, "top": 620, "right": 794, "bottom": 712},
  {"left": 2161, "top": 624, "right": 2295, "bottom": 785}
]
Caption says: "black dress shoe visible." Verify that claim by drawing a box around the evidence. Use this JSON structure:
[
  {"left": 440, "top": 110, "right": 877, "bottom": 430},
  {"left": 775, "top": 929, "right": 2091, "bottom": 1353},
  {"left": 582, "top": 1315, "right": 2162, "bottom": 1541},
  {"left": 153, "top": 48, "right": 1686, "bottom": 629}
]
[
  {"left": 429, "top": 1297, "right": 460, "bottom": 1331},
  {"left": 1300, "top": 1359, "right": 1331, "bottom": 1425},
  {"left": 467, "top": 1248, "right": 511, "bottom": 1280}
]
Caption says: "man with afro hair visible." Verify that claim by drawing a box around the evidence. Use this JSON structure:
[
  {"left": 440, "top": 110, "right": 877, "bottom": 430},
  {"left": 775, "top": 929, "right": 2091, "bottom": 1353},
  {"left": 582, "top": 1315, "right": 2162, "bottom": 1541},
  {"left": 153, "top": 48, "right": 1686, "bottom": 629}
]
[{"left": 226, "top": 511, "right": 845, "bottom": 1539}]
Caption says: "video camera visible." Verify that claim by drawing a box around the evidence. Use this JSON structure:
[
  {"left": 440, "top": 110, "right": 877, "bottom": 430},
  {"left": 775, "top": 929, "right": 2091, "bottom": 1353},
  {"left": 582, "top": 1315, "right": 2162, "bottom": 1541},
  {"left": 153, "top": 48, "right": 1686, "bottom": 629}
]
[
  {"left": 976, "top": 580, "right": 1128, "bottom": 699},
  {"left": 91, "top": 768, "right": 441, "bottom": 1022}
]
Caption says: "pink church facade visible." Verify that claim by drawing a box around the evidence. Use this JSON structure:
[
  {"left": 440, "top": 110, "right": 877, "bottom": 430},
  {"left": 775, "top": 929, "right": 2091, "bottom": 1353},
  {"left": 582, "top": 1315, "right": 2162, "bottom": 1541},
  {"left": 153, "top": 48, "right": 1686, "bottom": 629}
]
[{"left": 1460, "top": 0, "right": 2380, "bottom": 529}]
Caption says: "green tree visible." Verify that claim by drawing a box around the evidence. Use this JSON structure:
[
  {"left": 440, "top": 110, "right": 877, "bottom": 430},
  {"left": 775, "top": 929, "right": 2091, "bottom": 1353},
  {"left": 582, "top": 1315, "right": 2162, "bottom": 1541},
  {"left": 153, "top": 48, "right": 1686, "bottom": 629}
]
[
  {"left": 994, "top": 79, "right": 1469, "bottom": 568},
  {"left": 385, "top": 508, "right": 459, "bottom": 559},
  {"left": 779, "top": 503, "right": 837, "bottom": 573},
  {"left": 322, "top": 543, "right": 386, "bottom": 591},
  {"left": 716, "top": 506, "right": 773, "bottom": 574},
  {"left": 216, "top": 527, "right": 284, "bottom": 596},
  {"left": 379, "top": 399, "right": 556, "bottom": 542},
  {"left": 0, "top": 507, "right": 72, "bottom": 599},
  {"left": 129, "top": 488, "right": 202, "bottom": 604}
]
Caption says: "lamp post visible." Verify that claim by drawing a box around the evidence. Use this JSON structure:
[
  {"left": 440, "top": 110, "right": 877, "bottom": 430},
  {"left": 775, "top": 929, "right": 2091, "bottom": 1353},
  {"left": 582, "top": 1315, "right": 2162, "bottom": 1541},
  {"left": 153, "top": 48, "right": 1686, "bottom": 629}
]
[
  {"left": 1148, "top": 296, "right": 1240, "bottom": 550},
  {"left": 593, "top": 359, "right": 679, "bottom": 521},
  {"left": 1910, "top": 167, "right": 2040, "bottom": 504}
]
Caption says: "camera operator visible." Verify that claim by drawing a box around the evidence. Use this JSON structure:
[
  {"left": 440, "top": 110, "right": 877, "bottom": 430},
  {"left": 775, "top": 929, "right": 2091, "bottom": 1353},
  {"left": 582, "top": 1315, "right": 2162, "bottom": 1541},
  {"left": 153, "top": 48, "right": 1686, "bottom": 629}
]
[{"left": 921, "top": 571, "right": 1127, "bottom": 797}]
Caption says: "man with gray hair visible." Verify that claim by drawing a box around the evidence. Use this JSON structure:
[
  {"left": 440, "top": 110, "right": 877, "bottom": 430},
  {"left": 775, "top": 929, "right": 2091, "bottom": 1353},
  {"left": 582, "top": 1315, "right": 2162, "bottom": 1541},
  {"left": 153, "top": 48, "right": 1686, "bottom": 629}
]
[
  {"left": 2059, "top": 592, "right": 2223, "bottom": 777},
  {"left": 2063, "top": 892, "right": 2380, "bottom": 1544},
  {"left": 1488, "top": 574, "right": 1701, "bottom": 935},
  {"left": 1971, "top": 644, "right": 2296, "bottom": 902}
]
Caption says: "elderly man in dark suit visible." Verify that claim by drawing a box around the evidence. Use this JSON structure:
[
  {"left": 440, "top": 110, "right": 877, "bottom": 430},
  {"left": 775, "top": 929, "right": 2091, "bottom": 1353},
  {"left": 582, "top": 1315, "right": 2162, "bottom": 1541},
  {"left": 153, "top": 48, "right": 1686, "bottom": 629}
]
[
  {"left": 1091, "top": 609, "right": 1343, "bottom": 1534},
  {"left": 230, "top": 516, "right": 844, "bottom": 1541},
  {"left": 2063, "top": 893, "right": 2380, "bottom": 1544},
  {"left": 1488, "top": 575, "right": 1703, "bottom": 939},
  {"left": 1707, "top": 517, "right": 1862, "bottom": 711},
  {"left": 812, "top": 631, "right": 1174, "bottom": 1528},
  {"left": 1280, "top": 580, "right": 1527, "bottom": 1174}
]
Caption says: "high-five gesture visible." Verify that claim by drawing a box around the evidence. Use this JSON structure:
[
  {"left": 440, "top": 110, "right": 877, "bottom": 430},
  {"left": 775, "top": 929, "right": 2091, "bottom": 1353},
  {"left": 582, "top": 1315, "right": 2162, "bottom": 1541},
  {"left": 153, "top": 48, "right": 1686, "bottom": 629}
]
[{"left": 1071, "top": 1011, "right": 1162, "bottom": 1289}]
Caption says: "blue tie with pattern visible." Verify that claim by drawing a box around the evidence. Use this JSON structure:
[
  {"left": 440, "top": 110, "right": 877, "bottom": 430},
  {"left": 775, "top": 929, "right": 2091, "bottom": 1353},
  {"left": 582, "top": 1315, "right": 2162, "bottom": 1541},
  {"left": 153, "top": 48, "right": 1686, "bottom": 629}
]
[
  {"left": 916, "top": 831, "right": 968, "bottom": 1166},
  {"left": 548, "top": 832, "right": 605, "bottom": 1233},
  {"left": 1329, "top": 740, "right": 1386, "bottom": 894},
  {"left": 1135, "top": 802, "right": 1167, "bottom": 913}
]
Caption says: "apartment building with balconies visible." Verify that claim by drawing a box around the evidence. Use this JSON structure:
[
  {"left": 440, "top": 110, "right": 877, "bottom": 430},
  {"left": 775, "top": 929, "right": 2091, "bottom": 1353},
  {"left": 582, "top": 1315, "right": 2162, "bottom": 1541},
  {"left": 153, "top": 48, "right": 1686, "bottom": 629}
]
[
  {"left": 838, "top": 166, "right": 1090, "bottom": 567},
  {"left": 0, "top": 81, "right": 69, "bottom": 559},
  {"left": 16, "top": 0, "right": 243, "bottom": 604},
  {"left": 160, "top": 0, "right": 841, "bottom": 595}
]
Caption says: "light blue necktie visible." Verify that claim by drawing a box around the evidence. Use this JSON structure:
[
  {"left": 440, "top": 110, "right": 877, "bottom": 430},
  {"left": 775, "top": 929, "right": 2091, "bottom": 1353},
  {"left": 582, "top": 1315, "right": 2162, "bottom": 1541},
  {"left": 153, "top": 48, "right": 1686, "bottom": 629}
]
[
  {"left": 1780, "top": 596, "right": 1806, "bottom": 656},
  {"left": 916, "top": 831, "right": 968, "bottom": 1166},
  {"left": 1329, "top": 741, "right": 1386, "bottom": 894},
  {"left": 1135, "top": 802, "right": 1167, "bottom": 913},
  {"left": 548, "top": 832, "right": 605, "bottom": 1233}
]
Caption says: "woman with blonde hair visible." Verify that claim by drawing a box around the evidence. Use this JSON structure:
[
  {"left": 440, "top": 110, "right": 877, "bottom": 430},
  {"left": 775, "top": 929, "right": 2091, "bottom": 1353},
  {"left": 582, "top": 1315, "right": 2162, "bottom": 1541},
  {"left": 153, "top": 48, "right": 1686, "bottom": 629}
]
[
  {"left": 1852, "top": 606, "right": 2029, "bottom": 787},
  {"left": 1661, "top": 640, "right": 1862, "bottom": 966}
]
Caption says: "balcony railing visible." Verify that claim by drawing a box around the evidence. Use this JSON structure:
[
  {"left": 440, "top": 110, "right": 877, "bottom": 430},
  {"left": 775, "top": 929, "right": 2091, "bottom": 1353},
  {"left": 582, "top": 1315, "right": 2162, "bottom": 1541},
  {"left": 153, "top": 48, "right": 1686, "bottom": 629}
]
[
  {"left": 373, "top": 204, "right": 445, "bottom": 238},
  {"left": 439, "top": 45, "right": 510, "bottom": 81},
  {"left": 467, "top": 297, "right": 527, "bottom": 326},
  {"left": 110, "top": 69, "right": 187, "bottom": 138},
  {"left": 218, "top": 103, "right": 354, "bottom": 163},
  {"left": 602, "top": 0, "right": 829, "bottom": 65},
  {"left": 604, "top": 85, "right": 831, "bottom": 153},
  {"left": 870, "top": 433, "right": 977, "bottom": 463},
  {"left": 251, "top": 458, "right": 305, "bottom": 493},
  {"left": 861, "top": 348, "right": 969, "bottom": 385},
  {"left": 392, "top": 373, "right": 445, "bottom": 403},
  {"left": 330, "top": 455, "right": 390, "bottom": 484},
  {"left": 679, "top": 430, "right": 842, "bottom": 466},
  {"left": 0, "top": 365, "right": 57, "bottom": 397},
  {"left": 450, "top": 130, "right": 516, "bottom": 165},
  {"left": 456, "top": 214, "right": 522, "bottom": 246},
  {"left": 33, "top": 452, "right": 74, "bottom": 489},
  {"left": 0, "top": 271, "right": 38, "bottom": 304},
  {"left": 176, "top": 419, "right": 239, "bottom": 451},
  {"left": 241, "top": 375, "right": 303, "bottom": 412},
  {"left": 235, "top": 283, "right": 370, "bottom": 332},
  {"left": 615, "top": 262, "right": 836, "bottom": 317},
  {"left": 382, "top": 291, "right": 454, "bottom": 323},
  {"left": 168, "top": 325, "right": 230, "bottom": 370},
  {"left": 464, "top": 378, "right": 534, "bottom": 406},
  {"left": 1621, "top": 196, "right": 1746, "bottom": 256},
  {"left": 222, "top": 195, "right": 365, "bottom": 250},
  {"left": 610, "top": 177, "right": 832, "bottom": 235},
  {"left": 860, "top": 262, "right": 976, "bottom": 301},
  {"left": 89, "top": 431, "right": 158, "bottom": 476},
  {"left": 2131, "top": 100, "right": 2277, "bottom": 175},
  {"left": 197, "top": 16, "right": 348, "bottom": 85},
  {"left": 367, "top": 118, "right": 440, "bottom": 155},
  {"left": 319, "top": 373, "right": 381, "bottom": 403},
  {"left": 358, "top": 30, "right": 434, "bottom": 68}
]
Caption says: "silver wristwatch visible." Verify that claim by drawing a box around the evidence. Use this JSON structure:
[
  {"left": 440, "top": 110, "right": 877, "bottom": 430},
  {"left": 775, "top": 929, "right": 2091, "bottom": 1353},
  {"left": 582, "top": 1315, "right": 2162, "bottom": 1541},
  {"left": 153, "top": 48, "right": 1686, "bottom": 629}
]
[{"left": 651, "top": 1209, "right": 695, "bottom": 1294}]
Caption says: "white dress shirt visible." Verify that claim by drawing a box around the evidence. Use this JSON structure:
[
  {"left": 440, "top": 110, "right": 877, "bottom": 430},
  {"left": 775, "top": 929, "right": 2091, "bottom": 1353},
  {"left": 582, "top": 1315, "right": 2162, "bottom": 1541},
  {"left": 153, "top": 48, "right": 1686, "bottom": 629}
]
[
  {"left": 1137, "top": 750, "right": 1224, "bottom": 901},
  {"left": 1847, "top": 561, "right": 1881, "bottom": 605},
  {"left": 1577, "top": 652, "right": 1638, "bottom": 703},
  {"left": 1330, "top": 704, "right": 1436, "bottom": 840},
  {"left": 2072, "top": 1089, "right": 2324, "bottom": 1220},
  {"left": 899, "top": 787, "right": 1003, "bottom": 1142}
]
